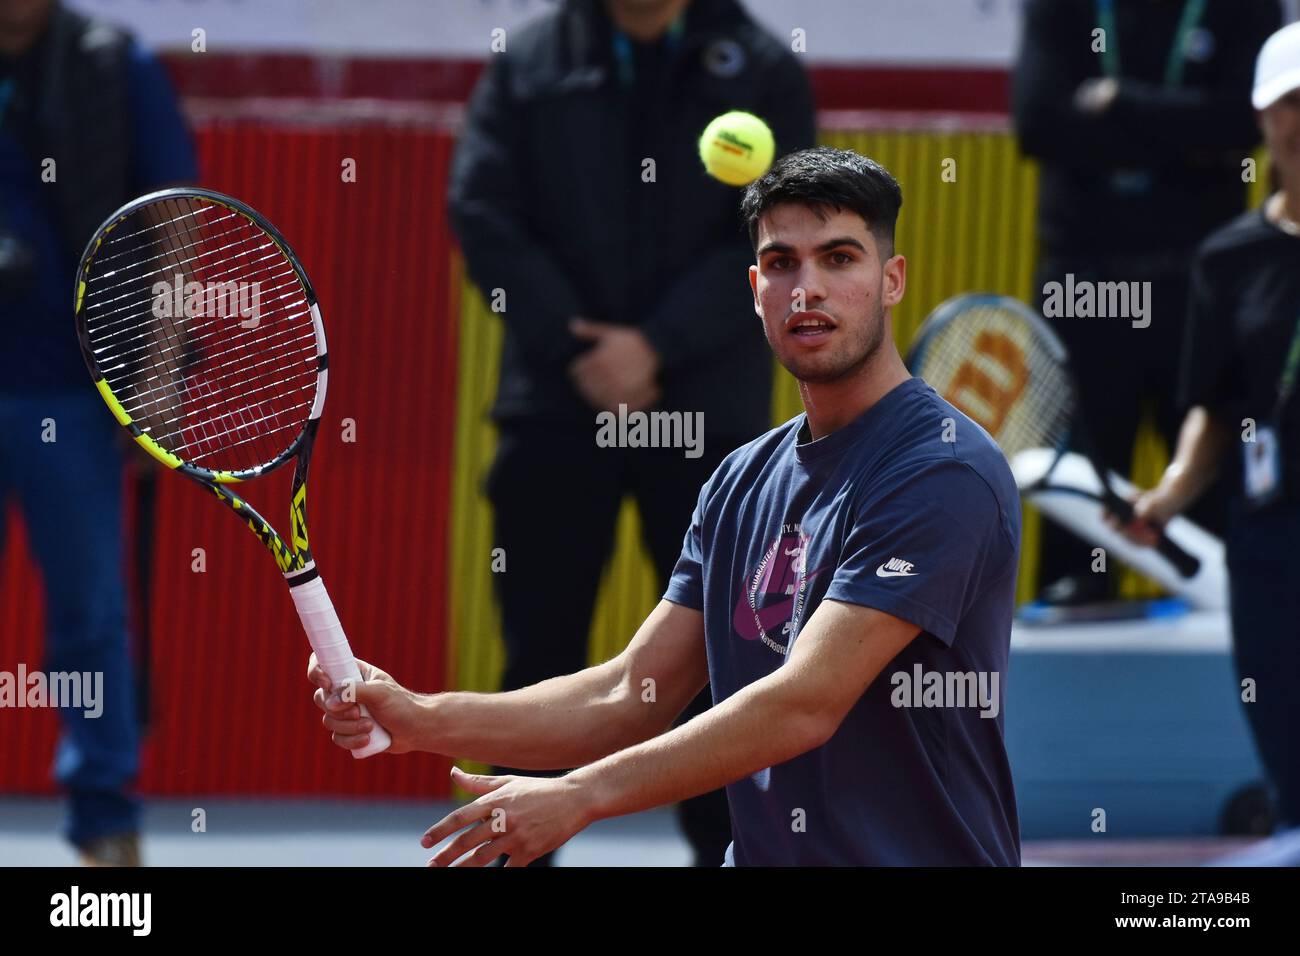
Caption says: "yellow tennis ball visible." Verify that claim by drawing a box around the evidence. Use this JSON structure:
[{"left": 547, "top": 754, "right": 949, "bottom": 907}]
[{"left": 698, "top": 111, "right": 775, "bottom": 187}]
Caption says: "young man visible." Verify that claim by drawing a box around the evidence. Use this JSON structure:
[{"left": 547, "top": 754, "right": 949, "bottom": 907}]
[
  {"left": 312, "top": 147, "right": 1022, "bottom": 866},
  {"left": 448, "top": 0, "right": 815, "bottom": 865}
]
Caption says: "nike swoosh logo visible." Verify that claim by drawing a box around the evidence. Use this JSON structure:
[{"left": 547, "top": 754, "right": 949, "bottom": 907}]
[{"left": 876, "top": 567, "right": 918, "bottom": 578}]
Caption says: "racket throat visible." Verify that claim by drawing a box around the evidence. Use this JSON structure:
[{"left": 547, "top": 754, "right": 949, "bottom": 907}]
[{"left": 285, "top": 561, "right": 320, "bottom": 587}]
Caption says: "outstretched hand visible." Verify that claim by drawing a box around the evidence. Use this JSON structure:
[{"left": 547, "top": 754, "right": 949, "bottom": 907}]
[{"left": 420, "top": 767, "right": 598, "bottom": 867}]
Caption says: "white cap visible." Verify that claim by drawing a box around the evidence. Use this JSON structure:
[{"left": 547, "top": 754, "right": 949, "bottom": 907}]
[{"left": 1253, "top": 20, "right": 1300, "bottom": 110}]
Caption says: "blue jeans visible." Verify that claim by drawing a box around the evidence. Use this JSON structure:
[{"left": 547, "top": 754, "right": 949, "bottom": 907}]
[{"left": 0, "top": 391, "right": 140, "bottom": 847}]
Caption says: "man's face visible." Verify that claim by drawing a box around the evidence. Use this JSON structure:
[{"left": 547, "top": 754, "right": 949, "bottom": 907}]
[
  {"left": 1261, "top": 88, "right": 1300, "bottom": 188},
  {"left": 749, "top": 203, "right": 905, "bottom": 384}
]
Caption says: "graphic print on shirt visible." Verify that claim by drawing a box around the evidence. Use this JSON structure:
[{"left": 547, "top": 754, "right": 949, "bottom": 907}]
[{"left": 732, "top": 523, "right": 825, "bottom": 656}]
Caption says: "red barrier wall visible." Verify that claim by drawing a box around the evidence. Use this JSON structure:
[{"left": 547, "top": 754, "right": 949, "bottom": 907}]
[
  {"left": 159, "top": 53, "right": 1011, "bottom": 114},
  {"left": 1, "top": 121, "right": 459, "bottom": 798}
]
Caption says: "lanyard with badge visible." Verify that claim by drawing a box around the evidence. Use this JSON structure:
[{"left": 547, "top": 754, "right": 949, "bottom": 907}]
[
  {"left": 1094, "top": 0, "right": 1208, "bottom": 194},
  {"left": 1096, "top": 0, "right": 1207, "bottom": 87},
  {"left": 1244, "top": 305, "right": 1300, "bottom": 511}
]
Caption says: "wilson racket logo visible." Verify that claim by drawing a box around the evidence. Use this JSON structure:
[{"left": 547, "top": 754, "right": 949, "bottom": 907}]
[{"left": 941, "top": 330, "right": 1029, "bottom": 438}]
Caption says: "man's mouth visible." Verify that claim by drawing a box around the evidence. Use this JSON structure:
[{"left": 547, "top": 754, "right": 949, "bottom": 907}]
[{"left": 787, "top": 311, "right": 837, "bottom": 338}]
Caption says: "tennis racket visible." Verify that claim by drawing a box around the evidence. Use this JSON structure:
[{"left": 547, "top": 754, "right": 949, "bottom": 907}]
[
  {"left": 74, "top": 186, "right": 391, "bottom": 757},
  {"left": 906, "top": 292, "right": 1200, "bottom": 578}
]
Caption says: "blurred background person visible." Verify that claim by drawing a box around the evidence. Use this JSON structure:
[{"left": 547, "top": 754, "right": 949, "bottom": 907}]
[
  {"left": 448, "top": 0, "right": 814, "bottom": 865},
  {"left": 1013, "top": 0, "right": 1282, "bottom": 606},
  {"left": 1120, "top": 20, "right": 1300, "bottom": 835},
  {"left": 0, "top": 0, "right": 196, "bottom": 865}
]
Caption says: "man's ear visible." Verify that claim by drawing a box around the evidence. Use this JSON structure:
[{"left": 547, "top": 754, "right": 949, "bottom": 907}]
[
  {"left": 882, "top": 254, "right": 906, "bottom": 309},
  {"left": 749, "top": 263, "right": 762, "bottom": 316}
]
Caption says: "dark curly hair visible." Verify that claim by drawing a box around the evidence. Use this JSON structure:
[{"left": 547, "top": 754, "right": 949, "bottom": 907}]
[{"left": 740, "top": 146, "right": 903, "bottom": 256}]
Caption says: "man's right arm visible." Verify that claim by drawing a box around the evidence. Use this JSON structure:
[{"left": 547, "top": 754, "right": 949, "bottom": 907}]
[{"left": 311, "top": 599, "right": 709, "bottom": 769}]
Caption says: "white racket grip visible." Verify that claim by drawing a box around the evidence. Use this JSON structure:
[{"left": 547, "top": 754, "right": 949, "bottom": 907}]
[{"left": 289, "top": 575, "right": 392, "bottom": 759}]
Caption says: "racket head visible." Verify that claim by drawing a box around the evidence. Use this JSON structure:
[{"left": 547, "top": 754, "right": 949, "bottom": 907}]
[
  {"left": 74, "top": 187, "right": 327, "bottom": 484},
  {"left": 906, "top": 292, "right": 1077, "bottom": 485}
]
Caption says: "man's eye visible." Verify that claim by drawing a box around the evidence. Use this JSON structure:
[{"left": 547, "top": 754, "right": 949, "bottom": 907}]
[
  {"left": 829, "top": 252, "right": 853, "bottom": 265},
  {"left": 770, "top": 256, "right": 795, "bottom": 270}
]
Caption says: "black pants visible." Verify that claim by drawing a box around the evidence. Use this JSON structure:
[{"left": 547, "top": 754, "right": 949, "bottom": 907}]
[
  {"left": 1035, "top": 257, "right": 1226, "bottom": 593},
  {"left": 486, "top": 419, "right": 741, "bottom": 865},
  {"left": 1226, "top": 497, "right": 1300, "bottom": 829}
]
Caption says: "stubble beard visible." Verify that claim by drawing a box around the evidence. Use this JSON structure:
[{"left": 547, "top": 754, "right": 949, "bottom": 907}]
[{"left": 773, "top": 298, "right": 887, "bottom": 385}]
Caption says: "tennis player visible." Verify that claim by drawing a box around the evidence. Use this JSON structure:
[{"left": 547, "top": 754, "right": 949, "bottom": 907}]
[{"left": 310, "top": 147, "right": 1023, "bottom": 866}]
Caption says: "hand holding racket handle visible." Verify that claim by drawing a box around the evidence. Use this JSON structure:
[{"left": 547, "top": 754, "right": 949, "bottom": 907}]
[
  {"left": 1102, "top": 491, "right": 1202, "bottom": 579},
  {"left": 289, "top": 576, "right": 392, "bottom": 758}
]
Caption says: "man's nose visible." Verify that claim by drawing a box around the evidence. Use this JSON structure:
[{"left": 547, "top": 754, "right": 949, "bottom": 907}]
[{"left": 792, "top": 265, "right": 827, "bottom": 306}]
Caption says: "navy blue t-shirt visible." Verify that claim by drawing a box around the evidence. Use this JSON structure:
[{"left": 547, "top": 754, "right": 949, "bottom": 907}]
[
  {"left": 665, "top": 376, "right": 1022, "bottom": 865},
  {"left": 0, "top": 39, "right": 197, "bottom": 394}
]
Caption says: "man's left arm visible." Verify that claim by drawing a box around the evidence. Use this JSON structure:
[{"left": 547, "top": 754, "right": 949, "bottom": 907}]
[
  {"left": 422, "top": 600, "right": 918, "bottom": 866},
  {"left": 574, "top": 600, "right": 918, "bottom": 819}
]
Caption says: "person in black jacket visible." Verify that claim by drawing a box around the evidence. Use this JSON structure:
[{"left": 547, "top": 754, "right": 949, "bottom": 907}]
[
  {"left": 1012, "top": 0, "right": 1281, "bottom": 605},
  {"left": 448, "top": 0, "right": 815, "bottom": 866}
]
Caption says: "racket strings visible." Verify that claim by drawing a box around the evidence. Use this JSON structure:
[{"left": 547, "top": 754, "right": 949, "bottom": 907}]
[
  {"left": 104, "top": 307, "right": 313, "bottom": 403},
  {"left": 81, "top": 195, "right": 318, "bottom": 474},
  {"left": 144, "top": 349, "right": 316, "bottom": 452},
  {"left": 177, "top": 379, "right": 312, "bottom": 462},
  {"left": 122, "top": 336, "right": 316, "bottom": 452},
  {"left": 87, "top": 205, "right": 289, "bottom": 336},
  {"left": 87, "top": 245, "right": 294, "bottom": 334},
  {"left": 85, "top": 213, "right": 254, "bottom": 307},
  {"left": 96, "top": 275, "right": 306, "bottom": 382},
  {"left": 94, "top": 197, "right": 297, "bottom": 437},
  {"left": 92, "top": 205, "right": 238, "bottom": 267},
  {"left": 86, "top": 219, "right": 296, "bottom": 323}
]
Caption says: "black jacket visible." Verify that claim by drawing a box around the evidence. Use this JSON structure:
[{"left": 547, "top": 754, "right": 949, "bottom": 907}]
[
  {"left": 448, "top": 0, "right": 815, "bottom": 435},
  {"left": 1012, "top": 0, "right": 1279, "bottom": 260}
]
